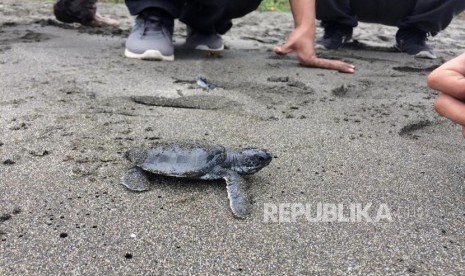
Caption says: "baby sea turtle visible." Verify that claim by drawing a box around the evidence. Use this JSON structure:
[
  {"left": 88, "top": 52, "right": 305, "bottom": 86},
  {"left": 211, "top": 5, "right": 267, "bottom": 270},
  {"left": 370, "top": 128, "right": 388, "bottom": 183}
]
[{"left": 121, "top": 142, "right": 272, "bottom": 219}]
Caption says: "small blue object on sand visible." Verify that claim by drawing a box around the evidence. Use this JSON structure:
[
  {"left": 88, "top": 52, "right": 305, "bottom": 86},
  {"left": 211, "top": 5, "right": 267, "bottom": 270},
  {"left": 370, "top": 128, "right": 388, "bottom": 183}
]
[{"left": 196, "top": 76, "right": 217, "bottom": 90}]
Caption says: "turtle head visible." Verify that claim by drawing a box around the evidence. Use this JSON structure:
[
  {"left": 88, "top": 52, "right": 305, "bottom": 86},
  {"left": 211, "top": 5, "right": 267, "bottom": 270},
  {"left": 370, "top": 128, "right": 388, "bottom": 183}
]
[
  {"left": 232, "top": 148, "right": 272, "bottom": 175},
  {"left": 124, "top": 148, "right": 147, "bottom": 165}
]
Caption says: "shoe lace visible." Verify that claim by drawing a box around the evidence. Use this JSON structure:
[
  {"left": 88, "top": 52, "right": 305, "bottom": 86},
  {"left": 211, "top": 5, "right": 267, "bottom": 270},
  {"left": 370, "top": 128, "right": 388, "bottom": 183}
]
[{"left": 140, "top": 16, "right": 162, "bottom": 37}]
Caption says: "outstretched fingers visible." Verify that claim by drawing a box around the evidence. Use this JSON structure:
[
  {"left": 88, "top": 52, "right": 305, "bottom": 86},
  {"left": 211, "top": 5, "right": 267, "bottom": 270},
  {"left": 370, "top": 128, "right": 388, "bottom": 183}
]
[
  {"left": 273, "top": 43, "right": 293, "bottom": 56},
  {"left": 299, "top": 57, "right": 355, "bottom": 73},
  {"left": 274, "top": 33, "right": 355, "bottom": 74},
  {"left": 91, "top": 13, "right": 120, "bottom": 27},
  {"left": 434, "top": 93, "right": 465, "bottom": 126}
]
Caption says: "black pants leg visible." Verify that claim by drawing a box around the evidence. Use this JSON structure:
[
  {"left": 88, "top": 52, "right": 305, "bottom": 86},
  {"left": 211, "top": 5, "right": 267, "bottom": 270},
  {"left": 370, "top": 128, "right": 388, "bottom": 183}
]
[
  {"left": 181, "top": 0, "right": 262, "bottom": 34},
  {"left": 400, "top": 0, "right": 465, "bottom": 35},
  {"left": 349, "top": 0, "right": 416, "bottom": 26},
  {"left": 125, "top": 0, "right": 182, "bottom": 17},
  {"left": 316, "top": 0, "right": 416, "bottom": 27},
  {"left": 316, "top": 0, "right": 465, "bottom": 35},
  {"left": 125, "top": 0, "right": 262, "bottom": 34},
  {"left": 315, "top": 0, "right": 358, "bottom": 27}
]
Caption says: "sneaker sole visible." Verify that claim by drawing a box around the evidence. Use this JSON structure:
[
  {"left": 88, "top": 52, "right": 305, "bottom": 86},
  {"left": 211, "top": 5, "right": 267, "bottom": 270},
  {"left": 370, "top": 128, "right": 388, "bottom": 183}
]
[
  {"left": 394, "top": 45, "right": 437, "bottom": 59},
  {"left": 194, "top": 45, "right": 224, "bottom": 52},
  {"left": 124, "top": 49, "right": 174, "bottom": 61},
  {"left": 415, "top": 50, "right": 437, "bottom": 59},
  {"left": 315, "top": 43, "right": 329, "bottom": 50}
]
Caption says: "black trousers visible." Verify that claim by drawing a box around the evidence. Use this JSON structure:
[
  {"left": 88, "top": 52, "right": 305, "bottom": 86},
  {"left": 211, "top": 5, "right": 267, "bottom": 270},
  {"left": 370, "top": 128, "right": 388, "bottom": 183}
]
[
  {"left": 125, "top": 0, "right": 262, "bottom": 34},
  {"left": 316, "top": 0, "right": 465, "bottom": 35}
]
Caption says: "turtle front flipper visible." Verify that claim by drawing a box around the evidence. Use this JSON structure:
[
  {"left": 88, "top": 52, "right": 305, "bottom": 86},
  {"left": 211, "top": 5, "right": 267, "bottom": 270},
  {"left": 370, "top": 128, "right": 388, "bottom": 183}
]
[
  {"left": 121, "top": 167, "right": 150, "bottom": 192},
  {"left": 224, "top": 170, "right": 251, "bottom": 219}
]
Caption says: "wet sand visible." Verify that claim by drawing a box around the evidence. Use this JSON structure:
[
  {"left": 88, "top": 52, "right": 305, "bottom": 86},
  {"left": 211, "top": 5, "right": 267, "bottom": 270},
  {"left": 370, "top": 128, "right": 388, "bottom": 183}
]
[{"left": 1, "top": 1, "right": 465, "bottom": 274}]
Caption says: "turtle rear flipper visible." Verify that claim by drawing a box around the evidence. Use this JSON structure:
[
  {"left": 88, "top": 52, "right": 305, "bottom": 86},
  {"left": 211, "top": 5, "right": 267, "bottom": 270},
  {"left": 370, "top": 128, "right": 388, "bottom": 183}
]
[
  {"left": 224, "top": 170, "right": 250, "bottom": 219},
  {"left": 121, "top": 167, "right": 150, "bottom": 192}
]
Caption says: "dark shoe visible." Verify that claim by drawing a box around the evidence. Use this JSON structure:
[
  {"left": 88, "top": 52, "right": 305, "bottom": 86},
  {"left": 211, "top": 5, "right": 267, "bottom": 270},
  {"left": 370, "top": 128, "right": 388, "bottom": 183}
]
[
  {"left": 395, "top": 27, "right": 436, "bottom": 59},
  {"left": 124, "top": 12, "right": 174, "bottom": 61},
  {"left": 185, "top": 28, "right": 224, "bottom": 52},
  {"left": 316, "top": 23, "right": 353, "bottom": 50}
]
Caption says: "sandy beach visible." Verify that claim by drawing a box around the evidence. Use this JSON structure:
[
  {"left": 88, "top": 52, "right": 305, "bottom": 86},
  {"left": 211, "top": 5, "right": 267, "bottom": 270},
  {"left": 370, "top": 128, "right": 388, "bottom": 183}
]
[{"left": 1, "top": 1, "right": 465, "bottom": 274}]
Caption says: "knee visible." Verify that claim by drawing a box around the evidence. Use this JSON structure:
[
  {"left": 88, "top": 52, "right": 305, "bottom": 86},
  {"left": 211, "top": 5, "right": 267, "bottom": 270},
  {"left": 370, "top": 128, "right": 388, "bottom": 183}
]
[
  {"left": 227, "top": 0, "right": 262, "bottom": 19},
  {"left": 244, "top": 0, "right": 262, "bottom": 14},
  {"left": 253, "top": 0, "right": 263, "bottom": 9}
]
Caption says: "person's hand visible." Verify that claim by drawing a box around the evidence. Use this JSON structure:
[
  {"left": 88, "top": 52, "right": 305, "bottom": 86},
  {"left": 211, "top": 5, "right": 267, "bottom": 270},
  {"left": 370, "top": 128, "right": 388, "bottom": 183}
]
[
  {"left": 273, "top": 26, "right": 355, "bottom": 73},
  {"left": 428, "top": 52, "right": 465, "bottom": 137},
  {"left": 91, "top": 13, "right": 120, "bottom": 27}
]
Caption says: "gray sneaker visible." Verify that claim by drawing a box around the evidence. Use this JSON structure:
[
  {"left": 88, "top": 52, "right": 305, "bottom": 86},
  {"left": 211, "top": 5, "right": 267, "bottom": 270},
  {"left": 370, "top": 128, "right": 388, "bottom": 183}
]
[
  {"left": 185, "top": 28, "right": 224, "bottom": 52},
  {"left": 395, "top": 27, "right": 437, "bottom": 59},
  {"left": 125, "top": 14, "right": 174, "bottom": 61}
]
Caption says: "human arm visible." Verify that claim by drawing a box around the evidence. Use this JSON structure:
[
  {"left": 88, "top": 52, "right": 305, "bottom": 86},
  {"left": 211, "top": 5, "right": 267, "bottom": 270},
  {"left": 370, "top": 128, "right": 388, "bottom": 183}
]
[{"left": 273, "top": 0, "right": 355, "bottom": 73}]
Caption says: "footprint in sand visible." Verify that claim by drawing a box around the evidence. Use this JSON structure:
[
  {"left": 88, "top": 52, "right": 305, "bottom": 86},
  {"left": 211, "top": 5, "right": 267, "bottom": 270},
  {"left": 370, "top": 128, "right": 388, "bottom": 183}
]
[
  {"left": 398, "top": 120, "right": 433, "bottom": 139},
  {"left": 130, "top": 95, "right": 242, "bottom": 111}
]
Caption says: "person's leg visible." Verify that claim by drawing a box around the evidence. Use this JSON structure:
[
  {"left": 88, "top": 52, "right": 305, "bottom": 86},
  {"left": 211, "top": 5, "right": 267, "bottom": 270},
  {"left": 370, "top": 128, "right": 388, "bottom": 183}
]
[
  {"left": 316, "top": 0, "right": 357, "bottom": 27},
  {"left": 396, "top": 0, "right": 465, "bottom": 58},
  {"left": 179, "top": 1, "right": 225, "bottom": 35},
  {"left": 125, "top": 0, "right": 182, "bottom": 17},
  {"left": 179, "top": 1, "right": 226, "bottom": 52},
  {"left": 215, "top": 0, "right": 262, "bottom": 34},
  {"left": 124, "top": 0, "right": 184, "bottom": 61},
  {"left": 53, "top": 0, "right": 119, "bottom": 27},
  {"left": 181, "top": 0, "right": 261, "bottom": 51},
  {"left": 400, "top": 0, "right": 465, "bottom": 36},
  {"left": 350, "top": 0, "right": 415, "bottom": 26},
  {"left": 315, "top": 0, "right": 356, "bottom": 50}
]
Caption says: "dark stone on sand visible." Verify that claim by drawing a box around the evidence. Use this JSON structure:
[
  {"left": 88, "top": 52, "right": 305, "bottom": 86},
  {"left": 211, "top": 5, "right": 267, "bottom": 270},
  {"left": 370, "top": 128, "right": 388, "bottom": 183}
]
[
  {"left": 20, "top": 30, "right": 51, "bottom": 43},
  {"left": 287, "top": 80, "right": 308, "bottom": 90},
  {"left": 12, "top": 207, "right": 21, "bottom": 214},
  {"left": 332, "top": 85, "right": 349, "bottom": 97},
  {"left": 10, "top": 122, "right": 27, "bottom": 130},
  {"left": 267, "top": 76, "right": 289, "bottom": 83},
  {"left": 3, "top": 159, "right": 15, "bottom": 165},
  {"left": 0, "top": 142, "right": 3, "bottom": 146},
  {"left": 131, "top": 95, "right": 241, "bottom": 110},
  {"left": 1, "top": 22, "right": 17, "bottom": 27},
  {"left": 29, "top": 149, "right": 51, "bottom": 157},
  {"left": 0, "top": 214, "right": 12, "bottom": 223},
  {"left": 267, "top": 116, "right": 279, "bottom": 121}
]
